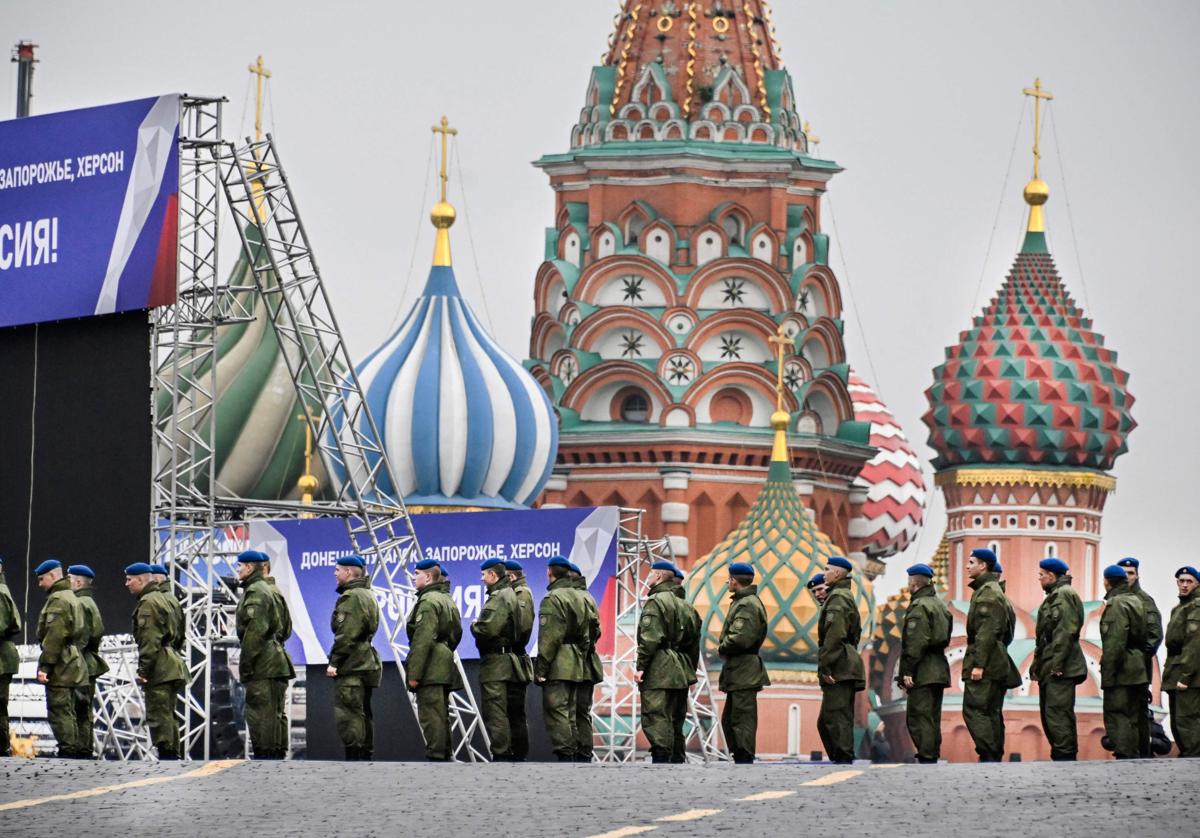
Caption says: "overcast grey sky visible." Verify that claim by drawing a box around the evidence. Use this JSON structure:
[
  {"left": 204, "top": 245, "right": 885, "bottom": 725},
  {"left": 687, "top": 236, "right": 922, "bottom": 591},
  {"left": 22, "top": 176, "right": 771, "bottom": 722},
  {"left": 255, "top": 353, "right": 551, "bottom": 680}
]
[{"left": 4, "top": 1, "right": 1198, "bottom": 612}]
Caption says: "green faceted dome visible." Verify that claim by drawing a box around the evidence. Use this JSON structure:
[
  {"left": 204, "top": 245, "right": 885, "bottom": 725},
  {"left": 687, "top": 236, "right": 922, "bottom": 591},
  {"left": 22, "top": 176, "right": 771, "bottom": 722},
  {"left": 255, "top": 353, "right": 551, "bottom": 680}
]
[{"left": 686, "top": 460, "right": 874, "bottom": 667}]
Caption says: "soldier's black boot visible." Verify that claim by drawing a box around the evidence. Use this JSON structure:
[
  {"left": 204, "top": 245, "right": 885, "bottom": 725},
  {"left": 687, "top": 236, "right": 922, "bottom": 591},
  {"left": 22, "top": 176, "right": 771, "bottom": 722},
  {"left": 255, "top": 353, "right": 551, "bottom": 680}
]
[
  {"left": 343, "top": 747, "right": 359, "bottom": 761},
  {"left": 158, "top": 751, "right": 180, "bottom": 761}
]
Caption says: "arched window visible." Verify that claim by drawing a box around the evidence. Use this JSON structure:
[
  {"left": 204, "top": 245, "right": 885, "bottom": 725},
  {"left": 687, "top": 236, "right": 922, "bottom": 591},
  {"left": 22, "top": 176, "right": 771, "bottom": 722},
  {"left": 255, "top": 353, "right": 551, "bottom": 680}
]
[
  {"left": 620, "top": 392, "right": 649, "bottom": 423},
  {"left": 722, "top": 215, "right": 744, "bottom": 247},
  {"left": 627, "top": 215, "right": 646, "bottom": 246}
]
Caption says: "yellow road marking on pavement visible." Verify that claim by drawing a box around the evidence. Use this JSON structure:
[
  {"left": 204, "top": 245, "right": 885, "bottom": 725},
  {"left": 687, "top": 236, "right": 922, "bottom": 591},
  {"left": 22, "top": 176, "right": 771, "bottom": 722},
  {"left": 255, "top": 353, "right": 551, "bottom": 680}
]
[
  {"left": 871, "top": 763, "right": 903, "bottom": 769},
  {"left": 585, "top": 827, "right": 658, "bottom": 838},
  {"left": 656, "top": 808, "right": 722, "bottom": 822},
  {"left": 740, "top": 790, "right": 796, "bottom": 801},
  {"left": 800, "top": 769, "right": 863, "bottom": 786},
  {"left": 0, "top": 759, "right": 243, "bottom": 812}
]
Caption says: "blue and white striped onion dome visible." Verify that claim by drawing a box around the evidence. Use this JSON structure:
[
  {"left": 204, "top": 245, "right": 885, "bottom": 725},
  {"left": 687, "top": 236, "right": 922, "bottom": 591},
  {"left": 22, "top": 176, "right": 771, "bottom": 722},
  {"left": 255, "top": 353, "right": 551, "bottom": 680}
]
[{"left": 337, "top": 264, "right": 558, "bottom": 508}]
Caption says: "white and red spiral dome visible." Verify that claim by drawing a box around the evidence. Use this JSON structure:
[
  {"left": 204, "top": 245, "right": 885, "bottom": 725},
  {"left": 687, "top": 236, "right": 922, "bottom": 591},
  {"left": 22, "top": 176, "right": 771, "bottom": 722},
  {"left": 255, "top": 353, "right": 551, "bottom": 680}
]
[{"left": 848, "top": 371, "right": 927, "bottom": 558}]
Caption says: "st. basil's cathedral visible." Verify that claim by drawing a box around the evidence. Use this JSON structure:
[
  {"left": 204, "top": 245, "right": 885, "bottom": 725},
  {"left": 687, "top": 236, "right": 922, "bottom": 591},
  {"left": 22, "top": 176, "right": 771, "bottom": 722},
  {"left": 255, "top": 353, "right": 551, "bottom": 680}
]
[{"left": 193, "top": 2, "right": 1136, "bottom": 761}]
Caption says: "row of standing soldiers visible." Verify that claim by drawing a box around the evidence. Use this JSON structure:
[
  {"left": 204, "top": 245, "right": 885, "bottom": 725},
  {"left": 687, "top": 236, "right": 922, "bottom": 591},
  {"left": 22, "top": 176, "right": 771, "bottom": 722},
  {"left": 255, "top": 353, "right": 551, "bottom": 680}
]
[{"left": 888, "top": 549, "right": 1200, "bottom": 762}]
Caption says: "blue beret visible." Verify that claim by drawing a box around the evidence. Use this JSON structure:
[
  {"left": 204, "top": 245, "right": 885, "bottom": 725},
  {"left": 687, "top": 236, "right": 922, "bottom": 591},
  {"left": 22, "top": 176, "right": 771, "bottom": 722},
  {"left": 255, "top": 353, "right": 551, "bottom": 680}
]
[
  {"left": 674, "top": 568, "right": 685, "bottom": 580},
  {"left": 651, "top": 560, "right": 677, "bottom": 574},
  {"left": 1103, "top": 564, "right": 1128, "bottom": 581},
  {"left": 567, "top": 562, "right": 582, "bottom": 575},
  {"left": 503, "top": 560, "right": 523, "bottom": 572},
  {"left": 67, "top": 564, "right": 95, "bottom": 578},
  {"left": 1176, "top": 566, "right": 1200, "bottom": 581},
  {"left": 548, "top": 556, "right": 571, "bottom": 569},
  {"left": 827, "top": 556, "right": 853, "bottom": 573},
  {"left": 806, "top": 573, "right": 825, "bottom": 589},
  {"left": 337, "top": 555, "right": 366, "bottom": 569},
  {"left": 906, "top": 563, "right": 934, "bottom": 578},
  {"left": 480, "top": 558, "right": 506, "bottom": 571},
  {"left": 728, "top": 562, "right": 754, "bottom": 578},
  {"left": 414, "top": 558, "right": 441, "bottom": 571},
  {"left": 1039, "top": 558, "right": 1069, "bottom": 576},
  {"left": 970, "top": 547, "right": 997, "bottom": 568},
  {"left": 124, "top": 562, "right": 153, "bottom": 575},
  {"left": 149, "top": 563, "right": 168, "bottom": 575},
  {"left": 1117, "top": 557, "right": 1139, "bottom": 569},
  {"left": 34, "top": 559, "right": 62, "bottom": 576},
  {"left": 237, "top": 550, "right": 268, "bottom": 564},
  {"left": 993, "top": 560, "right": 1003, "bottom": 574}
]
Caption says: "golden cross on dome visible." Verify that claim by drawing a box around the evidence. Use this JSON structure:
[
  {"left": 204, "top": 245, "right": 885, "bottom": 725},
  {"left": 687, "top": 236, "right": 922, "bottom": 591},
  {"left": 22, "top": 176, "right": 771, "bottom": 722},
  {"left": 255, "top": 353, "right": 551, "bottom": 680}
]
[
  {"left": 1022, "top": 78, "right": 1053, "bottom": 179},
  {"left": 802, "top": 120, "right": 820, "bottom": 148},
  {"left": 768, "top": 324, "right": 793, "bottom": 412},
  {"left": 248, "top": 55, "right": 272, "bottom": 142},
  {"left": 432, "top": 116, "right": 458, "bottom": 204}
]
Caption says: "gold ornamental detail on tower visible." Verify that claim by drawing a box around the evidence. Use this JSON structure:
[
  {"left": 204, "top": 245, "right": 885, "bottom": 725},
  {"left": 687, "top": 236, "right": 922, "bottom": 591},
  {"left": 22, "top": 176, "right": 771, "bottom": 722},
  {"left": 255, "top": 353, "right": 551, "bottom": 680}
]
[
  {"left": 1021, "top": 77, "right": 1054, "bottom": 233},
  {"left": 935, "top": 467, "right": 1115, "bottom": 492}
]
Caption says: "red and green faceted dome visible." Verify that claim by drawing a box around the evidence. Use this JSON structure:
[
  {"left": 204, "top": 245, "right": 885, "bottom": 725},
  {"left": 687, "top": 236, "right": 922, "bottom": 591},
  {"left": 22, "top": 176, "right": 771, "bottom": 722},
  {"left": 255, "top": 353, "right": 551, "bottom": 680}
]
[{"left": 924, "top": 246, "right": 1135, "bottom": 470}]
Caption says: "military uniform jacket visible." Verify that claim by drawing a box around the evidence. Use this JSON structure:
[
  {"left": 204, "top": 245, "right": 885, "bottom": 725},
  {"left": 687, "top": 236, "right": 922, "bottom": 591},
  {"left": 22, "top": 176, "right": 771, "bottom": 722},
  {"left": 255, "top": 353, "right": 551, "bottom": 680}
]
[
  {"left": 963, "top": 572, "right": 1022, "bottom": 687},
  {"left": 236, "top": 571, "right": 295, "bottom": 681},
  {"left": 471, "top": 578, "right": 524, "bottom": 683},
  {"left": 717, "top": 585, "right": 770, "bottom": 692},
  {"left": 75, "top": 588, "right": 111, "bottom": 680},
  {"left": 818, "top": 579, "right": 865, "bottom": 689},
  {"left": 329, "top": 577, "right": 382, "bottom": 686},
  {"left": 36, "top": 577, "right": 88, "bottom": 687},
  {"left": 575, "top": 578, "right": 605, "bottom": 685},
  {"left": 899, "top": 584, "right": 951, "bottom": 687},
  {"left": 1130, "top": 581, "right": 1164, "bottom": 657},
  {"left": 511, "top": 577, "right": 537, "bottom": 682},
  {"left": 637, "top": 581, "right": 691, "bottom": 689},
  {"left": 405, "top": 580, "right": 464, "bottom": 689},
  {"left": 1099, "top": 583, "right": 1150, "bottom": 688},
  {"left": 0, "top": 576, "right": 22, "bottom": 676},
  {"left": 674, "top": 583, "right": 702, "bottom": 686},
  {"left": 536, "top": 577, "right": 590, "bottom": 682},
  {"left": 1163, "top": 590, "right": 1200, "bottom": 691},
  {"left": 132, "top": 581, "right": 188, "bottom": 685},
  {"left": 1031, "top": 577, "right": 1087, "bottom": 684}
]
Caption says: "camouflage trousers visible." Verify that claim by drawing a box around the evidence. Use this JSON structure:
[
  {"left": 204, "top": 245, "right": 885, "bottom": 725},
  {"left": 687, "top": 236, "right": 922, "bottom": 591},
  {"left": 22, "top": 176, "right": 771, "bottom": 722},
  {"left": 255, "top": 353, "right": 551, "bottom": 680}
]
[
  {"left": 641, "top": 687, "right": 686, "bottom": 762},
  {"left": 333, "top": 675, "right": 375, "bottom": 755},
  {"left": 479, "top": 679, "right": 513, "bottom": 759},
  {"left": 574, "top": 683, "right": 596, "bottom": 762},
  {"left": 1038, "top": 678, "right": 1078, "bottom": 760},
  {"left": 963, "top": 679, "right": 1007, "bottom": 761},
  {"left": 1168, "top": 688, "right": 1200, "bottom": 758},
  {"left": 245, "top": 677, "right": 289, "bottom": 758},
  {"left": 45, "top": 685, "right": 83, "bottom": 757},
  {"left": 144, "top": 680, "right": 183, "bottom": 758},
  {"left": 75, "top": 679, "right": 97, "bottom": 758},
  {"left": 905, "top": 684, "right": 945, "bottom": 762},
  {"left": 542, "top": 680, "right": 582, "bottom": 759},
  {"left": 1103, "top": 685, "right": 1144, "bottom": 759},
  {"left": 721, "top": 688, "right": 759, "bottom": 764},
  {"left": 506, "top": 681, "right": 529, "bottom": 761},
  {"left": 415, "top": 684, "right": 453, "bottom": 761},
  {"left": 818, "top": 681, "right": 857, "bottom": 763},
  {"left": 0, "top": 674, "right": 10, "bottom": 756}
]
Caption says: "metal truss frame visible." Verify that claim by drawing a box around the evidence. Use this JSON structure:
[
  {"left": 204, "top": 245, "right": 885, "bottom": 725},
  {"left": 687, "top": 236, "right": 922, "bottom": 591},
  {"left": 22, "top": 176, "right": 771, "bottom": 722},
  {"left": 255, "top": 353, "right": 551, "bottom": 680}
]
[
  {"left": 592, "top": 508, "right": 729, "bottom": 763},
  {"left": 93, "top": 634, "right": 155, "bottom": 760}
]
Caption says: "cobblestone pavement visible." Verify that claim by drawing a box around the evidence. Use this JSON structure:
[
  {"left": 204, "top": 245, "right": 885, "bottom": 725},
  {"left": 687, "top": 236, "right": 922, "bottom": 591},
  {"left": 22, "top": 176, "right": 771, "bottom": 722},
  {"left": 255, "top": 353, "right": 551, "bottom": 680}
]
[{"left": 1, "top": 757, "right": 1196, "bottom": 837}]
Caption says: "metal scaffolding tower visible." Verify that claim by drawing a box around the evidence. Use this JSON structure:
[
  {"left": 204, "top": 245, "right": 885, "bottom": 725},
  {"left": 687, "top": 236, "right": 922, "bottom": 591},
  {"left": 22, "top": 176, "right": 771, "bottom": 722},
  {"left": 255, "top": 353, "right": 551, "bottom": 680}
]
[
  {"left": 592, "top": 508, "right": 728, "bottom": 763},
  {"left": 139, "top": 97, "right": 487, "bottom": 761}
]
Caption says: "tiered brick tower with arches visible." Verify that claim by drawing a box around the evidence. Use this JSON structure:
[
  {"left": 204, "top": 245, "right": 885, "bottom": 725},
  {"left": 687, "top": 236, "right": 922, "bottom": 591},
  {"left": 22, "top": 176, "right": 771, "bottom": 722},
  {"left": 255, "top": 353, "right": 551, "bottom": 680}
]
[{"left": 526, "top": 1, "right": 924, "bottom": 578}]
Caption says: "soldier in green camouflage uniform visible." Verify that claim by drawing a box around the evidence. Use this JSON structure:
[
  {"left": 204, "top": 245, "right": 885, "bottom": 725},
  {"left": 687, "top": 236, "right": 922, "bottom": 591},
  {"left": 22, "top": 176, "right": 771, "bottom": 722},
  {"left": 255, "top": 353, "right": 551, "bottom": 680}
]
[
  {"left": 897, "top": 563, "right": 951, "bottom": 764},
  {"left": 261, "top": 559, "right": 295, "bottom": 759},
  {"left": 818, "top": 557, "right": 865, "bottom": 764},
  {"left": 69, "top": 565, "right": 108, "bottom": 758},
  {"left": 405, "top": 559, "right": 464, "bottom": 761},
  {"left": 1031, "top": 558, "right": 1087, "bottom": 761},
  {"left": 125, "top": 562, "right": 188, "bottom": 759},
  {"left": 1117, "top": 557, "right": 1162, "bottom": 757},
  {"left": 327, "top": 555, "right": 381, "bottom": 760},
  {"left": 471, "top": 558, "right": 522, "bottom": 760},
  {"left": 962, "top": 548, "right": 1021, "bottom": 762},
  {"left": 234, "top": 551, "right": 294, "bottom": 759},
  {"left": 1163, "top": 565, "right": 1200, "bottom": 757},
  {"left": 1100, "top": 563, "right": 1150, "bottom": 759},
  {"left": 718, "top": 562, "right": 769, "bottom": 764},
  {"left": 537, "top": 556, "right": 590, "bottom": 761},
  {"left": 505, "top": 560, "right": 535, "bottom": 761},
  {"left": 672, "top": 567, "right": 701, "bottom": 763},
  {"left": 0, "top": 558, "right": 23, "bottom": 757},
  {"left": 34, "top": 560, "right": 89, "bottom": 757},
  {"left": 569, "top": 563, "right": 603, "bottom": 762},
  {"left": 637, "top": 561, "right": 690, "bottom": 763}
]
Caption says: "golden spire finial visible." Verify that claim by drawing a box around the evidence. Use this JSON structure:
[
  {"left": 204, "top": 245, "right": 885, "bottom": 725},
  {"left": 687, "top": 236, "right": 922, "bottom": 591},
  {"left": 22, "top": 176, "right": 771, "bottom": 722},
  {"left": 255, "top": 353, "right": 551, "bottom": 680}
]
[
  {"left": 1021, "top": 78, "right": 1054, "bottom": 233},
  {"left": 296, "top": 412, "right": 319, "bottom": 517},
  {"left": 248, "top": 55, "right": 272, "bottom": 143},
  {"left": 430, "top": 116, "right": 458, "bottom": 266},
  {"left": 802, "top": 120, "right": 820, "bottom": 149},
  {"left": 768, "top": 324, "right": 793, "bottom": 463}
]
